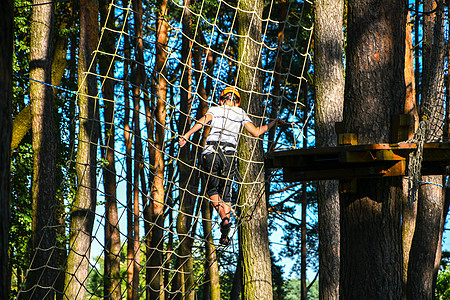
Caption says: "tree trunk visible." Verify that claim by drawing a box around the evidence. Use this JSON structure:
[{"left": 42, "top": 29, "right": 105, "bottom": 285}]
[
  {"left": 406, "top": 1, "right": 446, "bottom": 299},
  {"left": 99, "top": 2, "right": 121, "bottom": 299},
  {"left": 313, "top": 0, "right": 344, "bottom": 299},
  {"left": 401, "top": 11, "right": 418, "bottom": 300},
  {"left": 11, "top": 0, "right": 73, "bottom": 154},
  {"left": 123, "top": 14, "right": 135, "bottom": 300},
  {"left": 174, "top": 1, "right": 197, "bottom": 298},
  {"left": 52, "top": 3, "right": 76, "bottom": 299},
  {"left": 0, "top": 1, "right": 12, "bottom": 298},
  {"left": 148, "top": 0, "right": 169, "bottom": 296},
  {"left": 341, "top": 0, "right": 406, "bottom": 298},
  {"left": 201, "top": 200, "right": 220, "bottom": 300},
  {"left": 237, "top": 0, "right": 273, "bottom": 298},
  {"left": 300, "top": 83, "right": 309, "bottom": 300},
  {"left": 130, "top": 2, "right": 145, "bottom": 299},
  {"left": 27, "top": 1, "right": 58, "bottom": 298},
  {"left": 301, "top": 182, "right": 307, "bottom": 300},
  {"left": 64, "top": 0, "right": 99, "bottom": 298}
]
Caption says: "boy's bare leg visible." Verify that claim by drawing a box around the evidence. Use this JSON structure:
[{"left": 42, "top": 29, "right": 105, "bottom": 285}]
[
  {"left": 210, "top": 194, "right": 232, "bottom": 244},
  {"left": 210, "top": 194, "right": 231, "bottom": 223}
]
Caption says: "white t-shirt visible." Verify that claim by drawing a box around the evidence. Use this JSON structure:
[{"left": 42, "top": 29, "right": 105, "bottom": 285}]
[{"left": 203, "top": 104, "right": 252, "bottom": 153}]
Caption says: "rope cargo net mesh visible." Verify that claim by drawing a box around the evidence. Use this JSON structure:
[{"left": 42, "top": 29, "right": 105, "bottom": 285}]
[{"left": 18, "top": 0, "right": 314, "bottom": 298}]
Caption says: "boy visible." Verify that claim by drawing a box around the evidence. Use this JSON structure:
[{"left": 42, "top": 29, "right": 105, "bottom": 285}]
[{"left": 178, "top": 86, "right": 284, "bottom": 245}]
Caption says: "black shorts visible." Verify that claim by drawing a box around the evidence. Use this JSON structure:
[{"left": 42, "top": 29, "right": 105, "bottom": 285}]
[{"left": 201, "top": 151, "right": 236, "bottom": 203}]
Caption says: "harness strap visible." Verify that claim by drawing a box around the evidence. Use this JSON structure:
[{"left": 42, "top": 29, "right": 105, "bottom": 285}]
[
  {"left": 207, "top": 141, "right": 236, "bottom": 149},
  {"left": 207, "top": 141, "right": 243, "bottom": 182}
]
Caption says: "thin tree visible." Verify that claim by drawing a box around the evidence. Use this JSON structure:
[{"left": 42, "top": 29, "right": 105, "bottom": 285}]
[
  {"left": 341, "top": 0, "right": 406, "bottom": 298},
  {"left": 99, "top": 1, "right": 121, "bottom": 299},
  {"left": 148, "top": 0, "right": 169, "bottom": 297},
  {"left": 237, "top": 0, "right": 273, "bottom": 298},
  {"left": 406, "top": 0, "right": 446, "bottom": 298},
  {"left": 0, "top": 1, "right": 13, "bottom": 298},
  {"left": 27, "top": 0, "right": 58, "bottom": 298},
  {"left": 300, "top": 83, "right": 309, "bottom": 300},
  {"left": 401, "top": 10, "right": 418, "bottom": 299},
  {"left": 175, "top": 0, "right": 197, "bottom": 298},
  {"left": 313, "top": 0, "right": 344, "bottom": 299},
  {"left": 122, "top": 1, "right": 134, "bottom": 299},
  {"left": 129, "top": 1, "right": 145, "bottom": 299},
  {"left": 64, "top": 0, "right": 99, "bottom": 298}
]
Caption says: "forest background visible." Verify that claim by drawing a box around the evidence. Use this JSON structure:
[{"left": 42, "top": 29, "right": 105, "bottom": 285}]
[{"left": 2, "top": 0, "right": 450, "bottom": 299}]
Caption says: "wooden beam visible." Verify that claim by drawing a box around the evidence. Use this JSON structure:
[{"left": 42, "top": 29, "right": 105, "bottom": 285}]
[{"left": 265, "top": 142, "right": 450, "bottom": 182}]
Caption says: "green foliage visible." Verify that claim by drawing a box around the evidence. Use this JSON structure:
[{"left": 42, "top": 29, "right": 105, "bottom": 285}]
[
  {"left": 277, "top": 183, "right": 319, "bottom": 277},
  {"left": 436, "top": 265, "right": 450, "bottom": 300},
  {"left": 9, "top": 144, "right": 33, "bottom": 297},
  {"left": 307, "top": 280, "right": 319, "bottom": 300},
  {"left": 219, "top": 268, "right": 235, "bottom": 299},
  {"left": 272, "top": 251, "right": 287, "bottom": 300},
  {"left": 283, "top": 278, "right": 318, "bottom": 300},
  {"left": 284, "top": 278, "right": 301, "bottom": 300},
  {"left": 217, "top": 248, "right": 238, "bottom": 298},
  {"left": 13, "top": 0, "right": 32, "bottom": 113}
]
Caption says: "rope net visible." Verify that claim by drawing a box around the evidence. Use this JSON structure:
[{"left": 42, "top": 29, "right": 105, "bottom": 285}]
[
  {"left": 406, "top": 1, "right": 448, "bottom": 204},
  {"left": 16, "top": 0, "right": 313, "bottom": 298}
]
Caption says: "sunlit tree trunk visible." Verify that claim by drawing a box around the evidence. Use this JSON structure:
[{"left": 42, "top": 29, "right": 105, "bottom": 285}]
[
  {"left": 143, "top": 55, "right": 155, "bottom": 300},
  {"left": 174, "top": 1, "right": 197, "bottom": 298},
  {"left": 51, "top": 3, "right": 76, "bottom": 298},
  {"left": 99, "top": 1, "right": 121, "bottom": 299},
  {"left": 26, "top": 1, "right": 58, "bottom": 298},
  {"left": 129, "top": 2, "right": 145, "bottom": 299},
  {"left": 341, "top": 0, "right": 406, "bottom": 298},
  {"left": 314, "top": 0, "right": 344, "bottom": 299},
  {"left": 148, "top": 0, "right": 169, "bottom": 297},
  {"left": 0, "top": 1, "right": 12, "bottom": 298},
  {"left": 11, "top": 0, "right": 74, "bottom": 154},
  {"left": 406, "top": 1, "right": 446, "bottom": 299},
  {"left": 124, "top": 17, "right": 134, "bottom": 300},
  {"left": 401, "top": 11, "right": 418, "bottom": 300},
  {"left": 237, "top": 0, "right": 273, "bottom": 298},
  {"left": 64, "top": 0, "right": 99, "bottom": 299}
]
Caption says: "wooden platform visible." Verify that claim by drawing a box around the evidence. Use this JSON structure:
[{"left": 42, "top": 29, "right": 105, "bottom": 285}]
[{"left": 265, "top": 142, "right": 450, "bottom": 182}]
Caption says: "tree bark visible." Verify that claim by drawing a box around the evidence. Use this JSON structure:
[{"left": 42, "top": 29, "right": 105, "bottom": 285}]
[
  {"left": 237, "top": 0, "right": 273, "bottom": 298},
  {"left": 64, "top": 0, "right": 99, "bottom": 298},
  {"left": 148, "top": 0, "right": 169, "bottom": 297},
  {"left": 174, "top": 1, "right": 197, "bottom": 298},
  {"left": 99, "top": 2, "right": 121, "bottom": 299},
  {"left": 27, "top": 1, "right": 58, "bottom": 298},
  {"left": 314, "top": 0, "right": 344, "bottom": 299},
  {"left": 300, "top": 83, "right": 309, "bottom": 300},
  {"left": 129, "top": 2, "right": 145, "bottom": 299},
  {"left": 0, "top": 1, "right": 12, "bottom": 298},
  {"left": 401, "top": 11, "right": 418, "bottom": 300},
  {"left": 121, "top": 2, "right": 134, "bottom": 299},
  {"left": 406, "top": 1, "right": 446, "bottom": 299},
  {"left": 341, "top": 0, "right": 406, "bottom": 298},
  {"left": 11, "top": 1, "right": 73, "bottom": 154}
]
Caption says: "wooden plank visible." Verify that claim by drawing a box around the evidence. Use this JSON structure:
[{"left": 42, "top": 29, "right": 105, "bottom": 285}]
[
  {"left": 282, "top": 160, "right": 406, "bottom": 181},
  {"left": 266, "top": 142, "right": 450, "bottom": 181}
]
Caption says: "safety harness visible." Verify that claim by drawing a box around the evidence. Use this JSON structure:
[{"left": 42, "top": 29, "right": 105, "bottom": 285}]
[{"left": 206, "top": 141, "right": 243, "bottom": 182}]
